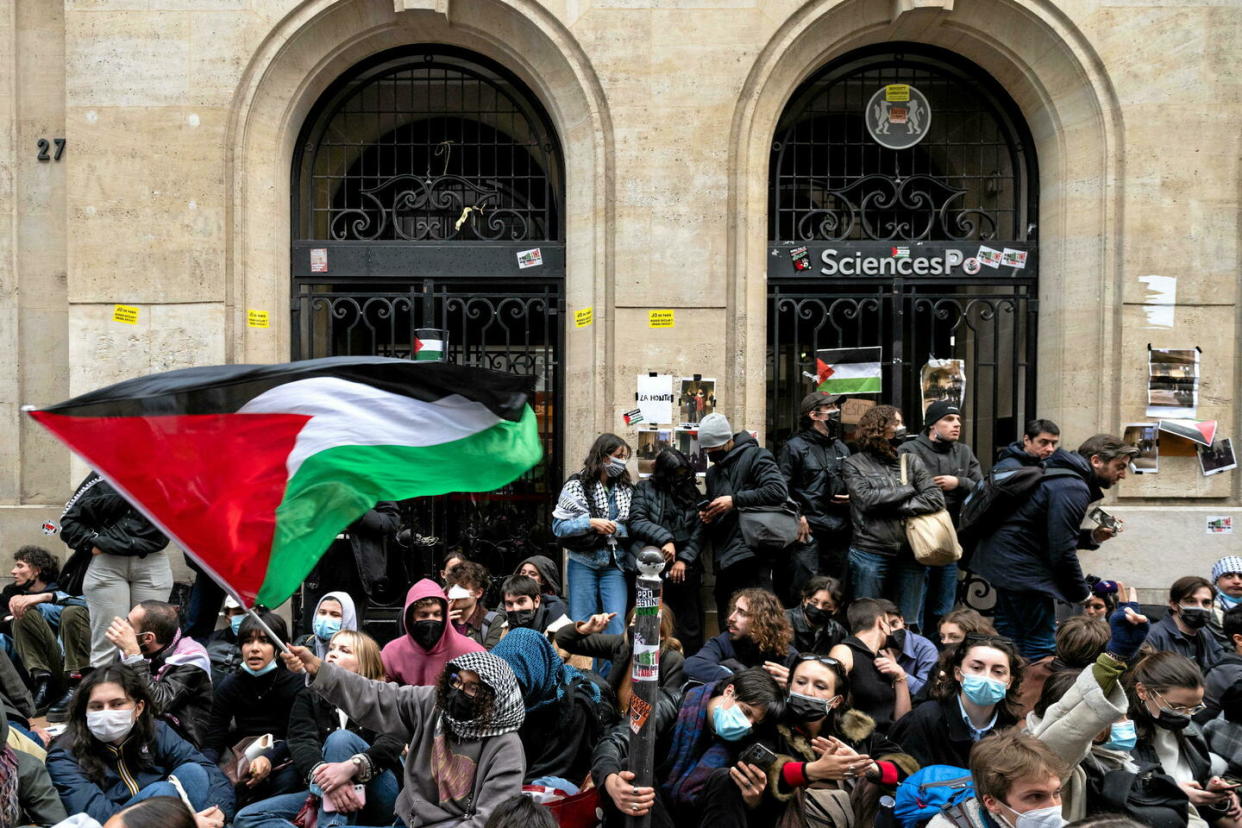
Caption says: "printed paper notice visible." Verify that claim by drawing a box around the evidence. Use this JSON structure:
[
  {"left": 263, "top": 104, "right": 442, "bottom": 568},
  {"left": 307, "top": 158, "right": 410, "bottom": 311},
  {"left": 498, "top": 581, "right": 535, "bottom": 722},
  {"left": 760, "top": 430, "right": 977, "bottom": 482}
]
[
  {"left": 976, "top": 245, "right": 1003, "bottom": 269},
  {"left": 1207, "top": 516, "right": 1234, "bottom": 535},
  {"left": 636, "top": 374, "right": 675, "bottom": 425},
  {"left": 310, "top": 248, "right": 327, "bottom": 273},
  {"left": 885, "top": 84, "right": 910, "bottom": 102},
  {"left": 629, "top": 695, "right": 653, "bottom": 732},
  {"left": 247, "top": 310, "right": 270, "bottom": 329},
  {"left": 649, "top": 310, "right": 675, "bottom": 328},
  {"left": 1001, "top": 248, "right": 1028, "bottom": 269},
  {"left": 112, "top": 305, "right": 139, "bottom": 325},
  {"left": 517, "top": 248, "right": 543, "bottom": 269},
  {"left": 574, "top": 307, "right": 593, "bottom": 328}
]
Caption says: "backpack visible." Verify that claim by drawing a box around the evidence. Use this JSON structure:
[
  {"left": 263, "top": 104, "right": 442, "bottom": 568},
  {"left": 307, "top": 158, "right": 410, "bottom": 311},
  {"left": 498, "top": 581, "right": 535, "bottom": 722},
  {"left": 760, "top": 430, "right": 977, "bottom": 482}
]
[
  {"left": 892, "top": 765, "right": 975, "bottom": 828},
  {"left": 956, "top": 466, "right": 1079, "bottom": 550}
]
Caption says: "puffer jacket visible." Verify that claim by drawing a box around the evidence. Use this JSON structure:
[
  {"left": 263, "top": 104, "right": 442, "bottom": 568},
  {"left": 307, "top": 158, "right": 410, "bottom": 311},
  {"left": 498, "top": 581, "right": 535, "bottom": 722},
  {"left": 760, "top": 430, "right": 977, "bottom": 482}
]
[
  {"left": 993, "top": 440, "right": 1041, "bottom": 471},
  {"left": 968, "top": 449, "right": 1098, "bottom": 602},
  {"left": 704, "top": 432, "right": 789, "bottom": 570},
  {"left": 777, "top": 428, "right": 852, "bottom": 536},
  {"left": 60, "top": 473, "right": 168, "bottom": 558},
  {"left": 1024, "top": 656, "right": 1130, "bottom": 821},
  {"left": 841, "top": 449, "right": 944, "bottom": 556},
  {"left": 627, "top": 479, "right": 705, "bottom": 570},
  {"left": 898, "top": 435, "right": 982, "bottom": 520}
]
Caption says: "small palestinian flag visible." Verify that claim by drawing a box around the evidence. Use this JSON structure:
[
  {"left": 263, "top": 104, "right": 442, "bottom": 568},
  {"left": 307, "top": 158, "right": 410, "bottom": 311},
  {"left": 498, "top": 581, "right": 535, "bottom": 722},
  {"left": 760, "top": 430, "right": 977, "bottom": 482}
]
[
  {"left": 813, "top": 347, "right": 883, "bottom": 395},
  {"left": 1158, "top": 418, "right": 1217, "bottom": 448},
  {"left": 26, "top": 357, "right": 542, "bottom": 607},
  {"left": 413, "top": 328, "right": 445, "bottom": 362}
]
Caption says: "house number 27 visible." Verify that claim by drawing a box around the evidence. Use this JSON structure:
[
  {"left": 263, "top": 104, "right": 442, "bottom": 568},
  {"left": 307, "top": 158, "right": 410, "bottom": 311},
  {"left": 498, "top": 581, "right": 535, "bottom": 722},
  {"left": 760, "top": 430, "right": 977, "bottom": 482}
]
[{"left": 36, "top": 139, "right": 66, "bottom": 162}]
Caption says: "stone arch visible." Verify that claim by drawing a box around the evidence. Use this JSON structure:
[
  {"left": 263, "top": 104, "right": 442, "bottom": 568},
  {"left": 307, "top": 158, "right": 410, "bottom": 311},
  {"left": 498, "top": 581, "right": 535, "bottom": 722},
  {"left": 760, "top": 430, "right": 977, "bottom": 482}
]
[
  {"left": 728, "top": 0, "right": 1123, "bottom": 441},
  {"left": 225, "top": 0, "right": 614, "bottom": 454}
]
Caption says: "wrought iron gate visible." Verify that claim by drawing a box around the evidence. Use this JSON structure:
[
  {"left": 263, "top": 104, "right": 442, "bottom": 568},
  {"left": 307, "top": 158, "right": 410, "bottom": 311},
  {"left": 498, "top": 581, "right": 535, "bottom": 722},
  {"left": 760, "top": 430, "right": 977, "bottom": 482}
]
[{"left": 288, "top": 45, "right": 565, "bottom": 628}]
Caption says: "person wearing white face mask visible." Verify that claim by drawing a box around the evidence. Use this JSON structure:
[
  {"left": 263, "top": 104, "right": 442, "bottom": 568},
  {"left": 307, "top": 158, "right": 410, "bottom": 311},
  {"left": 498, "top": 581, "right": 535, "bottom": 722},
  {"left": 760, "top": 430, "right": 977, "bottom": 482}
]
[
  {"left": 752, "top": 655, "right": 917, "bottom": 825},
  {"left": 926, "top": 729, "right": 1072, "bottom": 828},
  {"left": 552, "top": 434, "right": 633, "bottom": 664},
  {"left": 45, "top": 665, "right": 233, "bottom": 824},
  {"left": 891, "top": 635, "right": 1023, "bottom": 769}
]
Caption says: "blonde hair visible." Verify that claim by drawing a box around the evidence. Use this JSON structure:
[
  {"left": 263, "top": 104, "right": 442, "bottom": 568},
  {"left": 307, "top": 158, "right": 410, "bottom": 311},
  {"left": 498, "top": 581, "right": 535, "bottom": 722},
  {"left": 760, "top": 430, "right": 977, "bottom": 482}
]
[{"left": 329, "top": 629, "right": 387, "bottom": 681}]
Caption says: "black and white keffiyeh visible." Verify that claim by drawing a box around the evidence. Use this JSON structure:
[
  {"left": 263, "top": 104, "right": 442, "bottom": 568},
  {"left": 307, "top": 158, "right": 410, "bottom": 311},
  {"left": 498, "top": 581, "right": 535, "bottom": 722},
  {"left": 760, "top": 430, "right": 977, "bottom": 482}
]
[
  {"left": 553, "top": 474, "right": 632, "bottom": 523},
  {"left": 441, "top": 651, "right": 525, "bottom": 741}
]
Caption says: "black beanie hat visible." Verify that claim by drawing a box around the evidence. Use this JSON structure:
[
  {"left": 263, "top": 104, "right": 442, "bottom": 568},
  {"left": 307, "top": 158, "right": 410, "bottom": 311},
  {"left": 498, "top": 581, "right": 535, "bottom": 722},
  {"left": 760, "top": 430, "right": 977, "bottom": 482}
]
[{"left": 923, "top": 400, "right": 961, "bottom": 431}]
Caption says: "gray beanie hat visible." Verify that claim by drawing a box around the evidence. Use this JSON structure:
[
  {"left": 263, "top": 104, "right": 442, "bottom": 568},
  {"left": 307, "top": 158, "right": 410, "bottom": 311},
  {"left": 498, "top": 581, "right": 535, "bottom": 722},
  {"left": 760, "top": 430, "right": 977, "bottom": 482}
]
[{"left": 697, "top": 413, "right": 734, "bottom": 450}]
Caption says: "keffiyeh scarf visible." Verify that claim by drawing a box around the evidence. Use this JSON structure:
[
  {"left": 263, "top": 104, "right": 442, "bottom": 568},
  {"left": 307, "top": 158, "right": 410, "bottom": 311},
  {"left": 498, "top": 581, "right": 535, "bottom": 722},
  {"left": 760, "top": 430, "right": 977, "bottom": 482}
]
[
  {"left": 441, "top": 651, "right": 525, "bottom": 741},
  {"left": 553, "top": 474, "right": 632, "bottom": 523}
]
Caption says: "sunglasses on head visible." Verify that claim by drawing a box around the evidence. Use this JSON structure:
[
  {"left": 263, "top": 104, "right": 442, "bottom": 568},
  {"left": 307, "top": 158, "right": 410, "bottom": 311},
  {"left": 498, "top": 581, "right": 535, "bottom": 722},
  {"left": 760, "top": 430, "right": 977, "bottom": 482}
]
[{"left": 795, "top": 654, "right": 843, "bottom": 668}]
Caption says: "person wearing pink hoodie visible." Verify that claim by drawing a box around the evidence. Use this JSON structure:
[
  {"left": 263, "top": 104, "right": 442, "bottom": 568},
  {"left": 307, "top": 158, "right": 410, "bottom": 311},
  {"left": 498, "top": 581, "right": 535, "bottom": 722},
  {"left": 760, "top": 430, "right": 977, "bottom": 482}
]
[{"left": 381, "top": 579, "right": 484, "bottom": 685}]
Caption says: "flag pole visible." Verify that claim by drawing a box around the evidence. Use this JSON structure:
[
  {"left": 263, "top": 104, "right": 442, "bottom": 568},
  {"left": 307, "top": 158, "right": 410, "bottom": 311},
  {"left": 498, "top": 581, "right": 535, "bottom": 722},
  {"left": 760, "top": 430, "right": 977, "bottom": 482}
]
[{"left": 244, "top": 606, "right": 295, "bottom": 658}]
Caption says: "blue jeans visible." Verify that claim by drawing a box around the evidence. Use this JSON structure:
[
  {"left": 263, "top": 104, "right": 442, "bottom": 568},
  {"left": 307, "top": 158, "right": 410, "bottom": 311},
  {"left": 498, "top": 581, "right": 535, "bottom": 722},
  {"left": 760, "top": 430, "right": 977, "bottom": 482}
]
[
  {"left": 847, "top": 547, "right": 927, "bottom": 626},
  {"left": 128, "top": 762, "right": 211, "bottom": 809},
  {"left": 992, "top": 588, "right": 1056, "bottom": 660},
  {"left": 921, "top": 562, "right": 959, "bottom": 634},
  {"left": 566, "top": 558, "right": 626, "bottom": 675},
  {"left": 235, "top": 731, "right": 399, "bottom": 828}
]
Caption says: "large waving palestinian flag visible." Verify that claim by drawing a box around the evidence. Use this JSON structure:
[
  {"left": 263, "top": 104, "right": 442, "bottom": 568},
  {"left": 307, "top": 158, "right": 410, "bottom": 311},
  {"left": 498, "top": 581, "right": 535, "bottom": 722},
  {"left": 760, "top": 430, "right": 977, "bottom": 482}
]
[{"left": 26, "top": 357, "right": 542, "bottom": 607}]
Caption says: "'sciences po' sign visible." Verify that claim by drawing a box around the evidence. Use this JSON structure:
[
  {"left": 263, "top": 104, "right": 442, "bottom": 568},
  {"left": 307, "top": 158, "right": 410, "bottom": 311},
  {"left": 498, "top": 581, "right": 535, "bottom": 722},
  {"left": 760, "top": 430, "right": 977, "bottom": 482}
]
[{"left": 770, "top": 242, "right": 1036, "bottom": 279}]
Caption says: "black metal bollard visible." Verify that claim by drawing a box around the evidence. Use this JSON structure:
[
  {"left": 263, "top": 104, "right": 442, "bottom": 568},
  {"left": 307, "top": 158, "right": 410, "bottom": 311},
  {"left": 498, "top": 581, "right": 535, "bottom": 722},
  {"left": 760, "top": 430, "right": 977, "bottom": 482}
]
[{"left": 626, "top": 546, "right": 666, "bottom": 828}]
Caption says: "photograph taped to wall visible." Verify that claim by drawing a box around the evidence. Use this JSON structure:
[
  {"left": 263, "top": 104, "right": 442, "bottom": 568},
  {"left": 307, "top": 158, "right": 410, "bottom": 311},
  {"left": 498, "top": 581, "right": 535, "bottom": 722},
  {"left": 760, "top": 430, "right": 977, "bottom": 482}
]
[
  {"left": 679, "top": 379, "right": 716, "bottom": 425},
  {"left": 1122, "top": 423, "right": 1158, "bottom": 473},
  {"left": 676, "top": 428, "right": 707, "bottom": 474},
  {"left": 1199, "top": 438, "right": 1237, "bottom": 477},
  {"left": 921, "top": 358, "right": 966, "bottom": 413},
  {"left": 636, "top": 429, "right": 675, "bottom": 476},
  {"left": 1146, "top": 347, "right": 1200, "bottom": 419}
]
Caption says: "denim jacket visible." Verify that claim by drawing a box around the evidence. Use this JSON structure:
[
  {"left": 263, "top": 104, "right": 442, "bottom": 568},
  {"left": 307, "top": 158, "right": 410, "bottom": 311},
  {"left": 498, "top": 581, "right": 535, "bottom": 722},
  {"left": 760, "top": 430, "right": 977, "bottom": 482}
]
[{"left": 553, "top": 485, "right": 629, "bottom": 570}]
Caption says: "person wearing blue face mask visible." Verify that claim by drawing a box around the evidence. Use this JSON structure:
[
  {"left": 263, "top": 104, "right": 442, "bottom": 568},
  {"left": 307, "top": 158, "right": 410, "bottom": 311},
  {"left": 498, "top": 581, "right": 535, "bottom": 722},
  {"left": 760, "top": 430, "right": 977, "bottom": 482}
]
[
  {"left": 1208, "top": 557, "right": 1242, "bottom": 647},
  {"left": 1025, "top": 594, "right": 1151, "bottom": 821},
  {"left": 200, "top": 610, "right": 305, "bottom": 809},
  {"left": 891, "top": 635, "right": 1023, "bottom": 770},
  {"left": 294, "top": 592, "right": 357, "bottom": 661},
  {"left": 592, "top": 668, "right": 784, "bottom": 827}
]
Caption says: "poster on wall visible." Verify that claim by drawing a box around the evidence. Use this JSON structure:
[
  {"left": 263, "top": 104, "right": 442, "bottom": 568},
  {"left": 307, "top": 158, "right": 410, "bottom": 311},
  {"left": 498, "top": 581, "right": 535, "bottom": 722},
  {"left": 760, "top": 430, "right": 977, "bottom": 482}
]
[
  {"left": 920, "top": 358, "right": 967, "bottom": 413},
  {"left": 1200, "top": 438, "right": 1237, "bottom": 477},
  {"left": 679, "top": 378, "right": 716, "bottom": 425},
  {"left": 1146, "top": 347, "right": 1199, "bottom": 419},
  {"left": 635, "top": 374, "right": 675, "bottom": 425},
  {"left": 636, "top": 429, "right": 676, "bottom": 476},
  {"left": 1122, "top": 423, "right": 1159, "bottom": 474},
  {"left": 676, "top": 429, "right": 707, "bottom": 475}
]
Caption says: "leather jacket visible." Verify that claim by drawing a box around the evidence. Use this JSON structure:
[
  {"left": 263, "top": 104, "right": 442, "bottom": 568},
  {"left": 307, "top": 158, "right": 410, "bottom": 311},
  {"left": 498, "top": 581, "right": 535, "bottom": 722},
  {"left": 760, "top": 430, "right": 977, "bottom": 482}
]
[
  {"left": 842, "top": 449, "right": 945, "bottom": 556},
  {"left": 778, "top": 428, "right": 852, "bottom": 536}
]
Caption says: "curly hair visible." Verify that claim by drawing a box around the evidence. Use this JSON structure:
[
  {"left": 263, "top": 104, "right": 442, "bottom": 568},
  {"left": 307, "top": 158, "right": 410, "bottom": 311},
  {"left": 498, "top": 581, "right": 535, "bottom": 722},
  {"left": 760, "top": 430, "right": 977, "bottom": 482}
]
[
  {"left": 436, "top": 665, "right": 497, "bottom": 724},
  {"left": 854, "top": 405, "right": 903, "bottom": 459},
  {"left": 931, "top": 636, "right": 1025, "bottom": 720},
  {"left": 66, "top": 666, "right": 158, "bottom": 786},
  {"left": 731, "top": 588, "right": 793, "bottom": 656},
  {"left": 14, "top": 545, "right": 59, "bottom": 584}
]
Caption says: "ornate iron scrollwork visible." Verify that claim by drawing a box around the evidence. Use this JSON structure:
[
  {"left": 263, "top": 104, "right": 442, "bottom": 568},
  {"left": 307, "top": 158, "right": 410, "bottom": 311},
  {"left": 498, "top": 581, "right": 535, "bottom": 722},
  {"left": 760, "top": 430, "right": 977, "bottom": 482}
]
[
  {"left": 794, "top": 174, "right": 999, "bottom": 242},
  {"left": 329, "top": 173, "right": 533, "bottom": 242}
]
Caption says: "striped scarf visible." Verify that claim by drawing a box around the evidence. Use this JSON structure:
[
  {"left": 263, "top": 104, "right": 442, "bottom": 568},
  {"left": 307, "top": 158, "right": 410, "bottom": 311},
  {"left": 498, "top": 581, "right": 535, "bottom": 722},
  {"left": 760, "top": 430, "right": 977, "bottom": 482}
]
[{"left": 0, "top": 746, "right": 19, "bottom": 826}]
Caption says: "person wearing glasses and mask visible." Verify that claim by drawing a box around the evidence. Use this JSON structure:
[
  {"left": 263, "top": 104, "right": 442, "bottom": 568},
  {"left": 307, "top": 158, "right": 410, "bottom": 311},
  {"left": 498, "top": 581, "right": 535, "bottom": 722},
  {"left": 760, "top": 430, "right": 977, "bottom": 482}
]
[
  {"left": 282, "top": 644, "right": 527, "bottom": 828},
  {"left": 890, "top": 634, "right": 1023, "bottom": 769},
  {"left": 628, "top": 448, "right": 707, "bottom": 655},
  {"left": 1125, "top": 651, "right": 1242, "bottom": 826},
  {"left": 776, "top": 392, "right": 853, "bottom": 600},
  {"left": 747, "top": 654, "right": 916, "bottom": 826},
  {"left": 1145, "top": 576, "right": 1223, "bottom": 677}
]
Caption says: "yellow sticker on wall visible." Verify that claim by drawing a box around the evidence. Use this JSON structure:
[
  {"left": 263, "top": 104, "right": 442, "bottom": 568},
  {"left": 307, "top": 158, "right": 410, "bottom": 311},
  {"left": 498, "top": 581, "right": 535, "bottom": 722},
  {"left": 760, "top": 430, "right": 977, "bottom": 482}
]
[
  {"left": 885, "top": 84, "right": 910, "bottom": 102},
  {"left": 575, "top": 307, "right": 593, "bottom": 328},
  {"left": 247, "top": 310, "right": 270, "bottom": 329},
  {"left": 112, "top": 305, "right": 139, "bottom": 324},
  {"left": 648, "top": 310, "right": 675, "bottom": 328}
]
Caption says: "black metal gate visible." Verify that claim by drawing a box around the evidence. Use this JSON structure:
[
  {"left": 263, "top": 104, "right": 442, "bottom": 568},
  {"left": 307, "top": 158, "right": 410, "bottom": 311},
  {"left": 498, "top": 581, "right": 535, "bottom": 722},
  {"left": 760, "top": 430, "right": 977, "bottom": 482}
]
[
  {"left": 766, "top": 45, "right": 1039, "bottom": 466},
  {"left": 288, "top": 46, "right": 565, "bottom": 631}
]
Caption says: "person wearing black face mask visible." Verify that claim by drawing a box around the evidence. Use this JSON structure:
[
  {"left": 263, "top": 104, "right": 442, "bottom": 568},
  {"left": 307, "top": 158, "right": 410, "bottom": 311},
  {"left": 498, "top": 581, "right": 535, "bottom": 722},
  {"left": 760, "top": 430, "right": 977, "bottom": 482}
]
[
  {"left": 785, "top": 576, "right": 847, "bottom": 655},
  {"left": 1126, "top": 651, "right": 1242, "bottom": 822},
  {"left": 379, "top": 579, "right": 484, "bottom": 687},
  {"left": 1145, "top": 576, "right": 1223, "bottom": 677},
  {"left": 776, "top": 393, "right": 853, "bottom": 599},
  {"left": 697, "top": 413, "right": 790, "bottom": 625},
  {"left": 495, "top": 575, "right": 570, "bottom": 639},
  {"left": 753, "top": 655, "right": 916, "bottom": 825}
]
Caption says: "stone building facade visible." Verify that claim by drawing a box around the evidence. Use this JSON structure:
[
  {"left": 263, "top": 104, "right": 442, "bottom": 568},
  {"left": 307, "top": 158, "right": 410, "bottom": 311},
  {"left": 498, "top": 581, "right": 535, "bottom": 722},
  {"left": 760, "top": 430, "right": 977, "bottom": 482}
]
[{"left": 0, "top": 0, "right": 1238, "bottom": 601}]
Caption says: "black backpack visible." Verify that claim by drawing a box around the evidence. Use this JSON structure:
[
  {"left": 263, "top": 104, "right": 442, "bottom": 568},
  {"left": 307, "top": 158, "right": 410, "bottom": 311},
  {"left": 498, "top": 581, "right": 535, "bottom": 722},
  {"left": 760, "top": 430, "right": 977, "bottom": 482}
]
[{"left": 956, "top": 465, "right": 1079, "bottom": 551}]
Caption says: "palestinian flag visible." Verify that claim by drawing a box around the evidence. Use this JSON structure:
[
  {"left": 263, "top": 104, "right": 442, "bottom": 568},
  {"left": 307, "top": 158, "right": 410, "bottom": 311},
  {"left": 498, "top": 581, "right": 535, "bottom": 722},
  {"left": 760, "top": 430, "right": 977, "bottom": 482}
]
[
  {"left": 25, "top": 357, "right": 542, "bottom": 607},
  {"left": 1158, "top": 418, "right": 1217, "bottom": 448},
  {"left": 813, "top": 347, "right": 883, "bottom": 394},
  {"left": 414, "top": 336, "right": 444, "bottom": 361}
]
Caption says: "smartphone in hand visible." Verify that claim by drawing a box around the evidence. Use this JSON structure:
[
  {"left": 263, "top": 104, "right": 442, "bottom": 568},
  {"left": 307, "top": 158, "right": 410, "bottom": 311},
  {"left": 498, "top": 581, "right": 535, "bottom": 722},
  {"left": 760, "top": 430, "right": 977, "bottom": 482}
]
[{"left": 738, "top": 743, "right": 778, "bottom": 771}]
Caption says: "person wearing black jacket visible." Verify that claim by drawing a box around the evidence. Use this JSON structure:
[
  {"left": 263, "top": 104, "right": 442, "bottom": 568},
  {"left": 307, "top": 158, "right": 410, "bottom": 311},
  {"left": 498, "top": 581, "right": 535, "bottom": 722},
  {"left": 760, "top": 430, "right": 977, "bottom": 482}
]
[
  {"left": 842, "top": 406, "right": 944, "bottom": 624},
  {"left": 555, "top": 605, "right": 686, "bottom": 713},
  {"left": 684, "top": 588, "right": 796, "bottom": 684},
  {"left": 968, "top": 434, "right": 1134, "bottom": 660},
  {"left": 628, "top": 448, "right": 707, "bottom": 654},
  {"left": 785, "top": 576, "right": 847, "bottom": 655},
  {"left": 59, "top": 473, "right": 171, "bottom": 669},
  {"left": 993, "top": 418, "right": 1061, "bottom": 471},
  {"left": 777, "top": 392, "right": 852, "bottom": 598},
  {"left": 234, "top": 630, "right": 402, "bottom": 828},
  {"left": 898, "top": 401, "right": 983, "bottom": 634},
  {"left": 201, "top": 612, "right": 305, "bottom": 808},
  {"left": 697, "top": 414, "right": 789, "bottom": 623}
]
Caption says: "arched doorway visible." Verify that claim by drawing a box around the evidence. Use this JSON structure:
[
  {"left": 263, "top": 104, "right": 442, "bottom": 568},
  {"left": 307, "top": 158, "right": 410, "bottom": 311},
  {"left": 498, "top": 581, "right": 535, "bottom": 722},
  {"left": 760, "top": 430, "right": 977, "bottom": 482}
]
[
  {"left": 767, "top": 44, "right": 1038, "bottom": 464},
  {"left": 290, "top": 45, "right": 565, "bottom": 614}
]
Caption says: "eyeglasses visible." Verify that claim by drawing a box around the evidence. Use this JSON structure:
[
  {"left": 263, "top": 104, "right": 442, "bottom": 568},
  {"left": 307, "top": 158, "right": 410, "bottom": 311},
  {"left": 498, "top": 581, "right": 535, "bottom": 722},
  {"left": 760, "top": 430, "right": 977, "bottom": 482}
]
[
  {"left": 449, "top": 673, "right": 483, "bottom": 698},
  {"left": 1154, "top": 690, "right": 1206, "bottom": 717}
]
